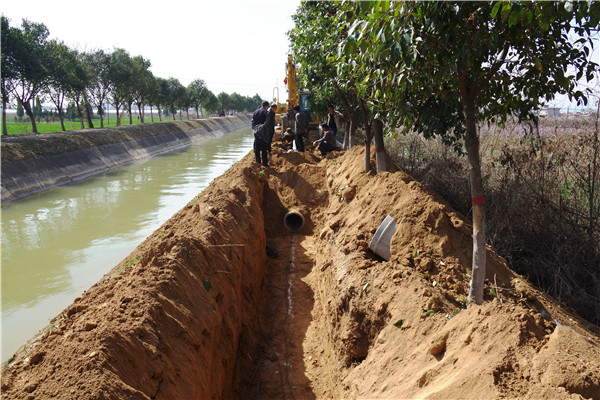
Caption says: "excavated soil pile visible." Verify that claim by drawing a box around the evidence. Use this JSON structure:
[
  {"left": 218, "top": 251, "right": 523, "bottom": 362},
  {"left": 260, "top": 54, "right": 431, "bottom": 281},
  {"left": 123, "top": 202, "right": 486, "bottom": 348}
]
[{"left": 2, "top": 144, "right": 600, "bottom": 399}]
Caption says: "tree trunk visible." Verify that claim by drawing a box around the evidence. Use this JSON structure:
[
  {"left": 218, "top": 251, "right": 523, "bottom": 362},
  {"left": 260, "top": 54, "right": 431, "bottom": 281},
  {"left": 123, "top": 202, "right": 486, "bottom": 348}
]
[
  {"left": 22, "top": 101, "right": 39, "bottom": 134},
  {"left": 58, "top": 108, "right": 66, "bottom": 131},
  {"left": 360, "top": 100, "right": 372, "bottom": 173},
  {"left": 186, "top": 109, "right": 190, "bottom": 120},
  {"left": 76, "top": 101, "right": 85, "bottom": 129},
  {"left": 342, "top": 120, "right": 350, "bottom": 150},
  {"left": 150, "top": 106, "right": 154, "bottom": 122},
  {"left": 172, "top": 109, "right": 176, "bottom": 121},
  {"left": 2, "top": 80, "right": 8, "bottom": 135},
  {"left": 99, "top": 104, "right": 104, "bottom": 128},
  {"left": 138, "top": 104, "right": 145, "bottom": 123},
  {"left": 116, "top": 105, "right": 121, "bottom": 127},
  {"left": 128, "top": 103, "right": 133, "bottom": 125},
  {"left": 373, "top": 119, "right": 387, "bottom": 173},
  {"left": 85, "top": 103, "right": 94, "bottom": 129},
  {"left": 2, "top": 99, "right": 7, "bottom": 135},
  {"left": 461, "top": 89, "right": 486, "bottom": 306},
  {"left": 158, "top": 106, "right": 162, "bottom": 122},
  {"left": 364, "top": 140, "right": 371, "bottom": 173}
]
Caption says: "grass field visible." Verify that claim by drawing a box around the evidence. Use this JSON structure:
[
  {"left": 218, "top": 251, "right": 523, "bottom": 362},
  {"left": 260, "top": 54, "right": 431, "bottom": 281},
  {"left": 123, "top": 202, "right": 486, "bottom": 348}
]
[{"left": 3, "top": 113, "right": 193, "bottom": 135}]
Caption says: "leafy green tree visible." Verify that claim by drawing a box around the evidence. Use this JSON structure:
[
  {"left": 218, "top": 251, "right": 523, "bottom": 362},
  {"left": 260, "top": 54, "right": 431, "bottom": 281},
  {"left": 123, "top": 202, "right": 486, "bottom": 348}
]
[
  {"left": 152, "top": 77, "right": 170, "bottom": 121},
  {"left": 340, "top": 0, "right": 599, "bottom": 304},
  {"left": 131, "top": 55, "right": 153, "bottom": 123},
  {"left": 288, "top": 2, "right": 370, "bottom": 163},
  {"left": 5, "top": 19, "right": 50, "bottom": 134},
  {"left": 165, "top": 78, "right": 185, "bottom": 121},
  {"left": 85, "top": 49, "right": 112, "bottom": 128},
  {"left": 187, "top": 79, "right": 208, "bottom": 118},
  {"left": 1, "top": 16, "right": 18, "bottom": 135},
  {"left": 65, "top": 50, "right": 90, "bottom": 129},
  {"left": 217, "top": 92, "right": 231, "bottom": 112},
  {"left": 107, "top": 48, "right": 134, "bottom": 126},
  {"left": 44, "top": 40, "right": 78, "bottom": 131},
  {"left": 203, "top": 90, "right": 220, "bottom": 114}
]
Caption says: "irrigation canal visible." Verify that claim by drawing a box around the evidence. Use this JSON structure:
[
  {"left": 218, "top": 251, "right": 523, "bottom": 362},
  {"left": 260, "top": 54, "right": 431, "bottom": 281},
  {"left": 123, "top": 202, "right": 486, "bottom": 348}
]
[{"left": 1, "top": 127, "right": 255, "bottom": 359}]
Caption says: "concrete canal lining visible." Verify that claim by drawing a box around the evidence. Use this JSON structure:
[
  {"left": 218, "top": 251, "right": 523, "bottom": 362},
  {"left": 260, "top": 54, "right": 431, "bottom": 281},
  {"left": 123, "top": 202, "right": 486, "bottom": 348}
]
[{"left": 1, "top": 116, "right": 249, "bottom": 203}]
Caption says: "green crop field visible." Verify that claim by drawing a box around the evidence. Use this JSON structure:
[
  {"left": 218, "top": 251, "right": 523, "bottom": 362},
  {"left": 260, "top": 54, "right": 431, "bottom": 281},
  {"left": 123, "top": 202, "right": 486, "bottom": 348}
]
[{"left": 2, "top": 116, "right": 165, "bottom": 135}]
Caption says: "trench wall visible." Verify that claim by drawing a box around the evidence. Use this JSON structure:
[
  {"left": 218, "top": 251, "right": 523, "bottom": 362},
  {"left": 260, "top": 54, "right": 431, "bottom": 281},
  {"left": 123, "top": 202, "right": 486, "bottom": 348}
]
[
  {"left": 1, "top": 116, "right": 249, "bottom": 202},
  {"left": 0, "top": 156, "right": 267, "bottom": 399}
]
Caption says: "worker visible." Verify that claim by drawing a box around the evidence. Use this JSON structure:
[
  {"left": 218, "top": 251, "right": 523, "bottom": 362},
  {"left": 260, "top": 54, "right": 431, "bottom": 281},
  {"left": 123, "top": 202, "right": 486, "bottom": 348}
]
[
  {"left": 252, "top": 101, "right": 270, "bottom": 167},
  {"left": 313, "top": 123, "right": 337, "bottom": 156},
  {"left": 327, "top": 104, "right": 344, "bottom": 137},
  {"left": 293, "top": 105, "right": 308, "bottom": 152},
  {"left": 265, "top": 102, "right": 278, "bottom": 153}
]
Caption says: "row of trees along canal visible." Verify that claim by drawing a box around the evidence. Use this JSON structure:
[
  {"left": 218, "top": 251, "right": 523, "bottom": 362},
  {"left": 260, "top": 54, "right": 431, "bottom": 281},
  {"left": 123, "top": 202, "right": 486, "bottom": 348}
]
[
  {"left": 0, "top": 16, "right": 262, "bottom": 135},
  {"left": 288, "top": 1, "right": 599, "bottom": 305}
]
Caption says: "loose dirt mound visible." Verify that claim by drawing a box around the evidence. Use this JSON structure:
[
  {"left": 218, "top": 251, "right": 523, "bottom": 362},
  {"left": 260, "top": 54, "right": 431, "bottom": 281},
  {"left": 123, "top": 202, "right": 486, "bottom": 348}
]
[{"left": 2, "top": 142, "right": 600, "bottom": 399}]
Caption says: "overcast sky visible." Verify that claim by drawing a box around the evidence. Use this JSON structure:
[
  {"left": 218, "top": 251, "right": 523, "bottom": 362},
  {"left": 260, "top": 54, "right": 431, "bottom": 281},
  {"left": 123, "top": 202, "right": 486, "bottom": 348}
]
[
  {"left": 2, "top": 0, "right": 301, "bottom": 102},
  {"left": 2, "top": 1, "right": 598, "bottom": 110}
]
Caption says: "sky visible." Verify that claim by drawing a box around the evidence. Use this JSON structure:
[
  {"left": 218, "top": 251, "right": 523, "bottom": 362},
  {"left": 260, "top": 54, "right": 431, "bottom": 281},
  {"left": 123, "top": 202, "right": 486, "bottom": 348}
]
[{"left": 2, "top": 0, "right": 302, "bottom": 102}]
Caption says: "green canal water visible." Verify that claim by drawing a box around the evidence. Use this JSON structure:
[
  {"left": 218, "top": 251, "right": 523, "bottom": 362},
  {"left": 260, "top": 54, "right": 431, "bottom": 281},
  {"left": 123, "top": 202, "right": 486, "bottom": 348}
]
[{"left": 1, "top": 127, "right": 254, "bottom": 359}]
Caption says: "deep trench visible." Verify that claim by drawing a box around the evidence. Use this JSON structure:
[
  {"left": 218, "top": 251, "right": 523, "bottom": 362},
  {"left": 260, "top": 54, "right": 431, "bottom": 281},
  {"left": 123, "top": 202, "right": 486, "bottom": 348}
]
[{"left": 231, "top": 202, "right": 317, "bottom": 398}]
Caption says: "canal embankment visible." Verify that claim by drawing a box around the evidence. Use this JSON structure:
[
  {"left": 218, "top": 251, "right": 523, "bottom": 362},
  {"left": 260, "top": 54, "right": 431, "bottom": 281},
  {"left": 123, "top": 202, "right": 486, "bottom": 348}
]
[{"left": 1, "top": 116, "right": 249, "bottom": 202}]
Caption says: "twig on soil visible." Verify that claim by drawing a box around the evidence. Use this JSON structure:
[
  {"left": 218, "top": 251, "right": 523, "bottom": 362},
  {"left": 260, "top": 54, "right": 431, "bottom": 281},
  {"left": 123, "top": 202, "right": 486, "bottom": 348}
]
[{"left": 494, "top": 274, "right": 503, "bottom": 303}]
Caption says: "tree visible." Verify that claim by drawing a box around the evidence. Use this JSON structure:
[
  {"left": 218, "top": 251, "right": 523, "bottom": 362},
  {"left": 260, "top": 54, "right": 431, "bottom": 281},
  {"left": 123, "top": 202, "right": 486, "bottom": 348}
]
[
  {"left": 65, "top": 50, "right": 90, "bottom": 129},
  {"left": 5, "top": 19, "right": 50, "bottom": 134},
  {"left": 131, "top": 55, "right": 153, "bottom": 123},
  {"left": 165, "top": 78, "right": 185, "bottom": 121},
  {"left": 288, "top": 2, "right": 374, "bottom": 168},
  {"left": 45, "top": 40, "right": 79, "bottom": 131},
  {"left": 1, "top": 16, "right": 18, "bottom": 135},
  {"left": 203, "top": 90, "right": 220, "bottom": 114},
  {"left": 188, "top": 79, "right": 207, "bottom": 118},
  {"left": 340, "top": 1, "right": 599, "bottom": 304},
  {"left": 108, "top": 48, "right": 134, "bottom": 127},
  {"left": 217, "top": 92, "right": 231, "bottom": 112},
  {"left": 152, "top": 77, "right": 170, "bottom": 122},
  {"left": 85, "top": 49, "right": 112, "bottom": 128}
]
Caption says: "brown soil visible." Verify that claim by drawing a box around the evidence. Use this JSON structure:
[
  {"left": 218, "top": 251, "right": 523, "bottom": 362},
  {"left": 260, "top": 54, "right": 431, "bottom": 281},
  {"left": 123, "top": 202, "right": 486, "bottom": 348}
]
[{"left": 2, "top": 141, "right": 600, "bottom": 399}]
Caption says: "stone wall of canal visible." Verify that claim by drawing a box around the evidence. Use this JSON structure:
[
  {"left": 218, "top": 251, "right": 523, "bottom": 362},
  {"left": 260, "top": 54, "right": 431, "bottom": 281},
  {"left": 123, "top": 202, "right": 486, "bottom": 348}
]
[{"left": 1, "top": 116, "right": 250, "bottom": 202}]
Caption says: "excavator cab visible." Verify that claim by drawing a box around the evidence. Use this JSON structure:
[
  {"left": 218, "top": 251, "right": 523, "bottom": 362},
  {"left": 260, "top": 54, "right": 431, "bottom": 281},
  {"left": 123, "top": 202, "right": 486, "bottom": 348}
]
[{"left": 299, "top": 90, "right": 319, "bottom": 131}]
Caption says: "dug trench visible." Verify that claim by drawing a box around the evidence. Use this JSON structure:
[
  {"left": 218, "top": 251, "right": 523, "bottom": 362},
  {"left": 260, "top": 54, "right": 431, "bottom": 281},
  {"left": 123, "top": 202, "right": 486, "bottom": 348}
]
[{"left": 3, "top": 144, "right": 600, "bottom": 399}]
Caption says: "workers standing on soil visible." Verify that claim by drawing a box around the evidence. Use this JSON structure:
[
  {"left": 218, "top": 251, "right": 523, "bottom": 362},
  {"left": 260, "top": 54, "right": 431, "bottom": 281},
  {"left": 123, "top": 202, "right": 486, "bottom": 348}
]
[
  {"left": 265, "top": 102, "right": 278, "bottom": 153},
  {"left": 293, "top": 105, "right": 308, "bottom": 152},
  {"left": 252, "top": 101, "right": 270, "bottom": 167},
  {"left": 313, "top": 123, "right": 337, "bottom": 156},
  {"left": 327, "top": 104, "right": 344, "bottom": 138}
]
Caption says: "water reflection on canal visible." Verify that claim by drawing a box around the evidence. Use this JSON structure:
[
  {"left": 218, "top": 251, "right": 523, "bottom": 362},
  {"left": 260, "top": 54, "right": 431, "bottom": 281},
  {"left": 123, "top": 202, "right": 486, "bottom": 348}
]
[{"left": 1, "top": 127, "right": 254, "bottom": 358}]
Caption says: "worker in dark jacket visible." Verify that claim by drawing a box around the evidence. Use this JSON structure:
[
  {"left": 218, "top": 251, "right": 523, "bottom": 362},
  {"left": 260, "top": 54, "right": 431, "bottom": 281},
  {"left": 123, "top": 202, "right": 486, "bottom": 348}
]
[
  {"left": 293, "top": 105, "right": 308, "bottom": 152},
  {"left": 252, "top": 101, "right": 269, "bottom": 166},
  {"left": 313, "top": 123, "right": 337, "bottom": 156},
  {"left": 264, "top": 102, "right": 278, "bottom": 152}
]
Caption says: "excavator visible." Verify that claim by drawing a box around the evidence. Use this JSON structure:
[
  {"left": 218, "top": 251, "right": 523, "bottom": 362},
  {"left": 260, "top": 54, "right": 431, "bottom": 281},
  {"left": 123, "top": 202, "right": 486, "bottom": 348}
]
[{"left": 273, "top": 54, "right": 319, "bottom": 133}]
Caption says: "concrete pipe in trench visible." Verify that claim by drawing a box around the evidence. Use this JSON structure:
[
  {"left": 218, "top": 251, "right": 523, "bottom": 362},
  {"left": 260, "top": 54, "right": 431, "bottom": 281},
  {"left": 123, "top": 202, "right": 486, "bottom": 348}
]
[{"left": 283, "top": 209, "right": 305, "bottom": 232}]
